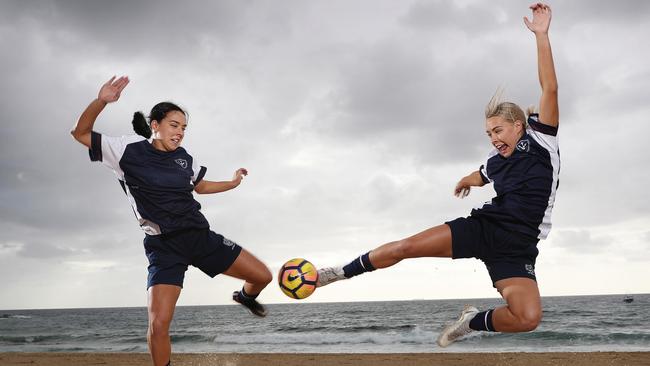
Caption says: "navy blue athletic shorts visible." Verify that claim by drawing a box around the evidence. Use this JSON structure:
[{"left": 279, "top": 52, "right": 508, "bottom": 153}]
[
  {"left": 143, "top": 228, "right": 242, "bottom": 289},
  {"left": 445, "top": 215, "right": 539, "bottom": 286}
]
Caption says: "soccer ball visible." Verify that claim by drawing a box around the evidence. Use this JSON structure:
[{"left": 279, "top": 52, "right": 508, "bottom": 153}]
[{"left": 278, "top": 258, "right": 318, "bottom": 299}]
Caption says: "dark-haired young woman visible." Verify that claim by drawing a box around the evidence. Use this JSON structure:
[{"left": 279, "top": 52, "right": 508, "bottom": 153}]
[{"left": 71, "top": 77, "right": 272, "bottom": 366}]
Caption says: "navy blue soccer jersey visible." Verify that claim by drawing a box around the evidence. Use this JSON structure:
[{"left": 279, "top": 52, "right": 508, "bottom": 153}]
[
  {"left": 88, "top": 131, "right": 209, "bottom": 235},
  {"left": 473, "top": 114, "right": 560, "bottom": 240}
]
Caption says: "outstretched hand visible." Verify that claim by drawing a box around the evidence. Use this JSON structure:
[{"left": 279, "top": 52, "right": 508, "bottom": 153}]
[
  {"left": 232, "top": 168, "right": 248, "bottom": 185},
  {"left": 98, "top": 75, "right": 130, "bottom": 103},
  {"left": 524, "top": 3, "right": 552, "bottom": 34},
  {"left": 454, "top": 180, "right": 471, "bottom": 199}
]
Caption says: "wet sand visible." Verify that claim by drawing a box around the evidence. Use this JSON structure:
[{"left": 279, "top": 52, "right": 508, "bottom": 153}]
[{"left": 1, "top": 352, "right": 649, "bottom": 366}]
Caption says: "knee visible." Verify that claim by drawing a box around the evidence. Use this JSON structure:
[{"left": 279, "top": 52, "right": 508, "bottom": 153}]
[
  {"left": 148, "top": 315, "right": 172, "bottom": 338},
  {"left": 392, "top": 239, "right": 417, "bottom": 260},
  {"left": 514, "top": 308, "right": 542, "bottom": 332},
  {"left": 250, "top": 265, "right": 272, "bottom": 287},
  {"left": 259, "top": 267, "right": 273, "bottom": 286}
]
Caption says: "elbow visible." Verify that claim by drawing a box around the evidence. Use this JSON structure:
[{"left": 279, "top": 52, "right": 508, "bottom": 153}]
[
  {"left": 70, "top": 129, "right": 82, "bottom": 141},
  {"left": 543, "top": 82, "right": 558, "bottom": 94},
  {"left": 194, "top": 183, "right": 207, "bottom": 195},
  {"left": 71, "top": 128, "right": 91, "bottom": 148}
]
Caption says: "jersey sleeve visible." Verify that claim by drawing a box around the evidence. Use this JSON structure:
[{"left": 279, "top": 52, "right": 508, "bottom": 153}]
[
  {"left": 191, "top": 156, "right": 207, "bottom": 185},
  {"left": 88, "top": 131, "right": 145, "bottom": 172},
  {"left": 527, "top": 113, "right": 558, "bottom": 136},
  {"left": 479, "top": 164, "right": 491, "bottom": 184},
  {"left": 479, "top": 149, "right": 498, "bottom": 184},
  {"left": 526, "top": 114, "right": 559, "bottom": 153}
]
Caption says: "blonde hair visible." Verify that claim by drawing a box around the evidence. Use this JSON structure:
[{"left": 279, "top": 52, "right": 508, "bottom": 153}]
[{"left": 485, "top": 87, "right": 535, "bottom": 126}]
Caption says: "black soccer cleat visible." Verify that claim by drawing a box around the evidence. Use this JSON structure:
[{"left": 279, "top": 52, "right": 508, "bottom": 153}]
[{"left": 232, "top": 291, "right": 268, "bottom": 317}]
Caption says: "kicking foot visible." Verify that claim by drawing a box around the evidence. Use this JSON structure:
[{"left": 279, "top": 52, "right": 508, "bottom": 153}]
[
  {"left": 316, "top": 266, "right": 346, "bottom": 287},
  {"left": 232, "top": 291, "right": 268, "bottom": 317},
  {"left": 436, "top": 305, "right": 479, "bottom": 347}
]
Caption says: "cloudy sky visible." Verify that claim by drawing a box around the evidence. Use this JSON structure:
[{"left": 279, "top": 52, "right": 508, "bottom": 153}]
[{"left": 1, "top": 0, "right": 649, "bottom": 310}]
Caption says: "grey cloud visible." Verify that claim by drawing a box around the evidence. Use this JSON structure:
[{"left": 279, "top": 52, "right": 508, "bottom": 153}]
[
  {"left": 2, "top": 0, "right": 293, "bottom": 58},
  {"left": 1, "top": 0, "right": 650, "bottom": 308},
  {"left": 0, "top": 148, "right": 138, "bottom": 233},
  {"left": 559, "top": 1, "right": 650, "bottom": 24},
  {"left": 289, "top": 34, "right": 541, "bottom": 165},
  {"left": 401, "top": 0, "right": 650, "bottom": 33},
  {"left": 552, "top": 229, "right": 613, "bottom": 253},
  {"left": 0, "top": 218, "right": 137, "bottom": 259},
  {"left": 400, "top": 1, "right": 507, "bottom": 33},
  {"left": 17, "top": 241, "right": 78, "bottom": 259}
]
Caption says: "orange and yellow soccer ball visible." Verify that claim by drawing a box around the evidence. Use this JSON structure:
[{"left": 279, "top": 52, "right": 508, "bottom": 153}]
[{"left": 278, "top": 258, "right": 318, "bottom": 299}]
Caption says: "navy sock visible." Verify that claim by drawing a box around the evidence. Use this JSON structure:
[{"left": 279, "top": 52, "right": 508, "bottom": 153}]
[
  {"left": 342, "top": 252, "right": 376, "bottom": 278},
  {"left": 240, "top": 288, "right": 259, "bottom": 300},
  {"left": 469, "top": 309, "right": 496, "bottom": 332}
]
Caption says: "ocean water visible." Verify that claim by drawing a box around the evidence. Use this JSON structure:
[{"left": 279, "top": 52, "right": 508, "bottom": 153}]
[{"left": 1, "top": 294, "right": 649, "bottom": 353}]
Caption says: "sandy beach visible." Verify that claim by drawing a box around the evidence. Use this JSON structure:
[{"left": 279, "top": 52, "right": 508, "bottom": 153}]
[{"left": 1, "top": 352, "right": 649, "bottom": 366}]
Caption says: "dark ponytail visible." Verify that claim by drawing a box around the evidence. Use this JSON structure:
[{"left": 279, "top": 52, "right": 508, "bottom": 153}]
[
  {"left": 132, "top": 111, "right": 151, "bottom": 138},
  {"left": 131, "top": 102, "right": 186, "bottom": 139}
]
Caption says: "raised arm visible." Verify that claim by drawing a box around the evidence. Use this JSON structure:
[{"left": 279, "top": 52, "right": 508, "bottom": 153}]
[
  {"left": 524, "top": 3, "right": 558, "bottom": 127},
  {"left": 71, "top": 76, "right": 130, "bottom": 147}
]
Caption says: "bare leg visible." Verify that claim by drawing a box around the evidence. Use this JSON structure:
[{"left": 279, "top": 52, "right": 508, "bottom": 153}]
[
  {"left": 224, "top": 249, "right": 272, "bottom": 295},
  {"left": 147, "top": 284, "right": 181, "bottom": 366},
  {"left": 318, "top": 224, "right": 453, "bottom": 287},
  {"left": 436, "top": 278, "right": 541, "bottom": 347},
  {"left": 369, "top": 224, "right": 453, "bottom": 268},
  {"left": 492, "top": 277, "right": 542, "bottom": 332}
]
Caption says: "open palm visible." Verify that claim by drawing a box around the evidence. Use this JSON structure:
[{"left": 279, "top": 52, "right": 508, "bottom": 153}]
[
  {"left": 524, "top": 3, "right": 552, "bottom": 34},
  {"left": 98, "top": 76, "right": 129, "bottom": 103}
]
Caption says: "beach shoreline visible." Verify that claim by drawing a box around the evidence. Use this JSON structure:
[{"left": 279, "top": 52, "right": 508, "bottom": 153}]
[{"left": 1, "top": 352, "right": 649, "bottom": 366}]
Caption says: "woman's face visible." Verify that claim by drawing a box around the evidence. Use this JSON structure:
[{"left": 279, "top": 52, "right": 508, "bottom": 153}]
[
  {"left": 151, "top": 110, "right": 187, "bottom": 152},
  {"left": 485, "top": 115, "right": 524, "bottom": 158}
]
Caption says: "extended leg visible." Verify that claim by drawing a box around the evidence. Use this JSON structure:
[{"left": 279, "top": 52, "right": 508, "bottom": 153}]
[{"left": 318, "top": 224, "right": 453, "bottom": 287}]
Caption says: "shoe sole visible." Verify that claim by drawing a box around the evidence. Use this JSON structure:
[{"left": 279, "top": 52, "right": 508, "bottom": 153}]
[
  {"left": 436, "top": 306, "right": 478, "bottom": 347},
  {"left": 232, "top": 292, "right": 268, "bottom": 317}
]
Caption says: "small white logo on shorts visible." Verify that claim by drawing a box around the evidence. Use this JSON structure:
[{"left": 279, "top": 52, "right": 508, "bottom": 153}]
[
  {"left": 223, "top": 237, "right": 237, "bottom": 249},
  {"left": 525, "top": 264, "right": 535, "bottom": 276},
  {"left": 175, "top": 159, "right": 188, "bottom": 169},
  {"left": 516, "top": 139, "right": 530, "bottom": 152}
]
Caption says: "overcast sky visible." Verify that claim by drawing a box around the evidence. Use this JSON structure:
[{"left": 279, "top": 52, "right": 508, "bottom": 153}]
[{"left": 1, "top": 0, "right": 649, "bottom": 310}]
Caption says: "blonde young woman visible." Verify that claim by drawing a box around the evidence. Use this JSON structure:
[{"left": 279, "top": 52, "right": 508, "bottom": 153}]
[
  {"left": 315, "top": 3, "right": 559, "bottom": 347},
  {"left": 71, "top": 80, "right": 272, "bottom": 366}
]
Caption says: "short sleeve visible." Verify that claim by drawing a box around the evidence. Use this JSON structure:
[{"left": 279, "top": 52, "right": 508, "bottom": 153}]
[
  {"left": 88, "top": 131, "right": 145, "bottom": 172},
  {"left": 479, "top": 149, "right": 498, "bottom": 184},
  {"left": 527, "top": 113, "right": 557, "bottom": 136},
  {"left": 191, "top": 157, "right": 207, "bottom": 185},
  {"left": 479, "top": 164, "right": 491, "bottom": 184},
  {"left": 526, "top": 114, "right": 559, "bottom": 153}
]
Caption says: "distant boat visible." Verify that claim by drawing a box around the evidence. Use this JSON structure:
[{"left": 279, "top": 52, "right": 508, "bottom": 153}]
[{"left": 623, "top": 295, "right": 634, "bottom": 303}]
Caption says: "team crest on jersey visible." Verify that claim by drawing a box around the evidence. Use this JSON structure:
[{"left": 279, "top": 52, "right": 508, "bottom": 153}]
[
  {"left": 525, "top": 264, "right": 535, "bottom": 276},
  {"left": 516, "top": 139, "right": 530, "bottom": 152},
  {"left": 223, "top": 237, "right": 237, "bottom": 249},
  {"left": 174, "top": 159, "right": 188, "bottom": 169}
]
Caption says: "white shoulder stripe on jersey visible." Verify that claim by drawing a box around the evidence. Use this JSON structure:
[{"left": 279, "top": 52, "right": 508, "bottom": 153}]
[
  {"left": 526, "top": 125, "right": 561, "bottom": 240},
  {"left": 99, "top": 134, "right": 146, "bottom": 180}
]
